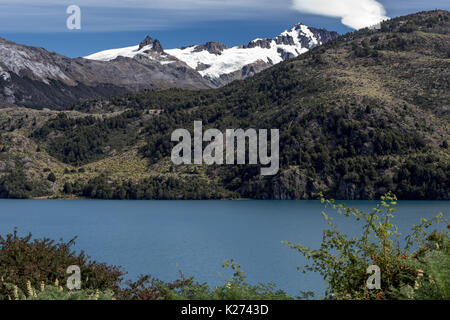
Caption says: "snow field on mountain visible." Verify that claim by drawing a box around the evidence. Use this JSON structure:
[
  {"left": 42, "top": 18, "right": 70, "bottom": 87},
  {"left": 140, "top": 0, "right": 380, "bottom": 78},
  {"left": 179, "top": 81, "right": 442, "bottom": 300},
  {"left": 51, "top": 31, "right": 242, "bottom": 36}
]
[{"left": 84, "top": 24, "right": 325, "bottom": 79}]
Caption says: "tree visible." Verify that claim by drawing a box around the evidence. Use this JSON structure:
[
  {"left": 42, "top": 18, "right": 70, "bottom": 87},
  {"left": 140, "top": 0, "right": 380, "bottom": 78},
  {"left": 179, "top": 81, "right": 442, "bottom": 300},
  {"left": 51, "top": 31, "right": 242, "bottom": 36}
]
[
  {"left": 47, "top": 172, "right": 56, "bottom": 183},
  {"left": 63, "top": 182, "right": 73, "bottom": 194}
]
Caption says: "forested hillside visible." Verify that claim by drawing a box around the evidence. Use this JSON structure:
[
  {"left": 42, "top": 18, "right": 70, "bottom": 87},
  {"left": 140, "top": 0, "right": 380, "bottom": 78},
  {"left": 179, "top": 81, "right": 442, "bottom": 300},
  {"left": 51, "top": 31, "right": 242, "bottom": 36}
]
[{"left": 0, "top": 10, "right": 448, "bottom": 200}]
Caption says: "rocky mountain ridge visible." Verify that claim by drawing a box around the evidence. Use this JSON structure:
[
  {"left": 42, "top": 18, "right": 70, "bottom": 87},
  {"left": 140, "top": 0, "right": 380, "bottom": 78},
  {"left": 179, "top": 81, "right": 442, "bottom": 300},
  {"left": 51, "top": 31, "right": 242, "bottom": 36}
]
[
  {"left": 1, "top": 22, "right": 338, "bottom": 109},
  {"left": 87, "top": 23, "right": 339, "bottom": 86}
]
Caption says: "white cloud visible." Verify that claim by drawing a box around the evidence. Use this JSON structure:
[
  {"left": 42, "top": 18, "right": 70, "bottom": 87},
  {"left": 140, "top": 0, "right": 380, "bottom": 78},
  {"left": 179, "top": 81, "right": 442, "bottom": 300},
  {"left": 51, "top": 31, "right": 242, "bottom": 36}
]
[{"left": 291, "top": 0, "right": 389, "bottom": 29}]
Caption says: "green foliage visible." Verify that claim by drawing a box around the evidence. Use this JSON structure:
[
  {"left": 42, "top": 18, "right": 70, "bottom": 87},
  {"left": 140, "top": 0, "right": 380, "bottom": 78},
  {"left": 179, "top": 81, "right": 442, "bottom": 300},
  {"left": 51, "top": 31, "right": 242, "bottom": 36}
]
[
  {"left": 32, "top": 112, "right": 140, "bottom": 166},
  {"left": 156, "top": 260, "right": 292, "bottom": 300},
  {"left": 284, "top": 193, "right": 448, "bottom": 299},
  {"left": 0, "top": 168, "right": 49, "bottom": 199},
  {"left": 63, "top": 173, "right": 238, "bottom": 200},
  {"left": 0, "top": 230, "right": 124, "bottom": 300},
  {"left": 391, "top": 233, "right": 449, "bottom": 300},
  {"left": 1, "top": 280, "right": 114, "bottom": 300},
  {"left": 0, "top": 230, "right": 289, "bottom": 300},
  {"left": 393, "top": 156, "right": 449, "bottom": 199},
  {"left": 118, "top": 274, "right": 196, "bottom": 300}
]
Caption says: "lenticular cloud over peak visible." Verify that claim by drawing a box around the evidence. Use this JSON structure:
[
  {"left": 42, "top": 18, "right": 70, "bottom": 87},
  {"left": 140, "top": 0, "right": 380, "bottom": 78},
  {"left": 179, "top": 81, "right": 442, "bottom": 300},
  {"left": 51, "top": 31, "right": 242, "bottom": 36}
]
[{"left": 291, "top": 0, "right": 389, "bottom": 29}]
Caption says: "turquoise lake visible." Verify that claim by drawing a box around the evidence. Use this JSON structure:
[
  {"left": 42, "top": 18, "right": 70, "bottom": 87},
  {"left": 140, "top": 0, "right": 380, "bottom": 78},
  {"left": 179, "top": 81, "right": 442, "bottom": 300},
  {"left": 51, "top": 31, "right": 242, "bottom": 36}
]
[{"left": 0, "top": 200, "right": 448, "bottom": 296}]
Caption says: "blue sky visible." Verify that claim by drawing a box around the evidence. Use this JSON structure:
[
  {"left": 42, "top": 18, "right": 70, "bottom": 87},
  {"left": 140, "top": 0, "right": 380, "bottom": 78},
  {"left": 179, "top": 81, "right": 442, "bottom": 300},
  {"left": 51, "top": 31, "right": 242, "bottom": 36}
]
[{"left": 0, "top": 0, "right": 448, "bottom": 57}]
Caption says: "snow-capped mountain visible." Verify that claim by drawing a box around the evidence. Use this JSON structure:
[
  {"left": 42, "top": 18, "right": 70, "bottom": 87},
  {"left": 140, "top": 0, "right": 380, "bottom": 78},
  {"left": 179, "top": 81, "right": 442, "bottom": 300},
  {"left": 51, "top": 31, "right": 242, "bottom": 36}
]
[
  {"left": 0, "top": 23, "right": 338, "bottom": 109},
  {"left": 85, "top": 36, "right": 176, "bottom": 65},
  {"left": 0, "top": 37, "right": 209, "bottom": 109},
  {"left": 86, "top": 23, "right": 339, "bottom": 86}
]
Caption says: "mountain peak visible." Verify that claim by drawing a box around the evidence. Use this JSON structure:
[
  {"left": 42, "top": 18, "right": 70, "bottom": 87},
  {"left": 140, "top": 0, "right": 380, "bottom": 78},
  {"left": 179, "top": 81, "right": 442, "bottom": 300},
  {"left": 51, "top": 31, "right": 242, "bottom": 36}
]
[
  {"left": 138, "top": 36, "right": 164, "bottom": 53},
  {"left": 292, "top": 22, "right": 305, "bottom": 28},
  {"left": 151, "top": 39, "right": 164, "bottom": 53},
  {"left": 138, "top": 36, "right": 153, "bottom": 50}
]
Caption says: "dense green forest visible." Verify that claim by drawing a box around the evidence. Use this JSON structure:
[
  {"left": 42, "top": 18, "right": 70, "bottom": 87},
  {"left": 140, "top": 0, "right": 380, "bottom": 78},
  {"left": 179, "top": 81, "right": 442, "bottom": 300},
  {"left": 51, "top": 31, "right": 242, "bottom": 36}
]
[{"left": 0, "top": 10, "right": 449, "bottom": 200}]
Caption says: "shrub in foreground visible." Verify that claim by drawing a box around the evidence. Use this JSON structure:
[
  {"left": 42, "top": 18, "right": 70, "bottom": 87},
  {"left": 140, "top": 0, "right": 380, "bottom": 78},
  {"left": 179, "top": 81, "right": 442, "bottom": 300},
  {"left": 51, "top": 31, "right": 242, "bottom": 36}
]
[
  {"left": 0, "top": 230, "right": 123, "bottom": 300},
  {"left": 152, "top": 260, "right": 292, "bottom": 300},
  {"left": 0, "top": 231, "right": 289, "bottom": 300},
  {"left": 1, "top": 280, "right": 114, "bottom": 300},
  {"left": 284, "top": 192, "right": 449, "bottom": 299}
]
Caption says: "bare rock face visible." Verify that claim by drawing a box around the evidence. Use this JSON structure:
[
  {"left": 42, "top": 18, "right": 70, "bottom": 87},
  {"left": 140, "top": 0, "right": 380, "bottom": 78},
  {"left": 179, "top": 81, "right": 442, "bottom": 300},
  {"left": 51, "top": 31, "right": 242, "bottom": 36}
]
[
  {"left": 246, "top": 39, "right": 273, "bottom": 49},
  {"left": 139, "top": 36, "right": 164, "bottom": 53},
  {"left": 277, "top": 48, "right": 296, "bottom": 60},
  {"left": 245, "top": 24, "right": 339, "bottom": 50},
  {"left": 151, "top": 40, "right": 164, "bottom": 54},
  {"left": 337, "top": 180, "right": 359, "bottom": 200},
  {"left": 138, "top": 36, "right": 154, "bottom": 50},
  {"left": 193, "top": 41, "right": 228, "bottom": 55},
  {"left": 270, "top": 168, "right": 322, "bottom": 200}
]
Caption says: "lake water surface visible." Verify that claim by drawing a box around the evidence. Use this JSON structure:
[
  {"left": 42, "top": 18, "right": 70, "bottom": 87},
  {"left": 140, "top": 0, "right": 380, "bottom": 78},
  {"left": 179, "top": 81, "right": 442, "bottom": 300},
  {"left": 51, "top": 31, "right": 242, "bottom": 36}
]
[{"left": 0, "top": 200, "right": 448, "bottom": 296}]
